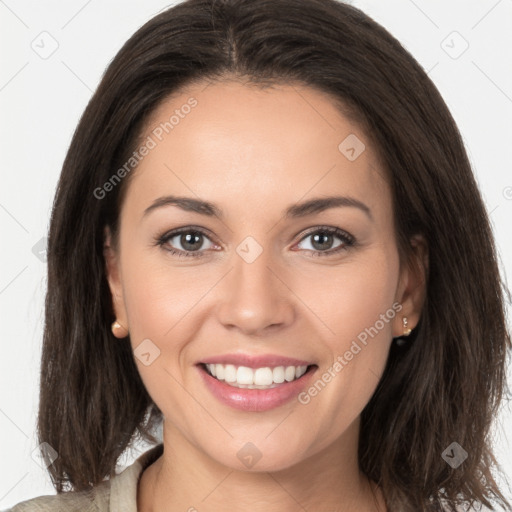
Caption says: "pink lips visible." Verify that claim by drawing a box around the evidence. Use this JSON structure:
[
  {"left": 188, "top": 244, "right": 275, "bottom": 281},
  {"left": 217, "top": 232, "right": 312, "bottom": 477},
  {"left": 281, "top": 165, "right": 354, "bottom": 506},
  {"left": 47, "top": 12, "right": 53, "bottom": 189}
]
[{"left": 196, "top": 356, "right": 317, "bottom": 412}]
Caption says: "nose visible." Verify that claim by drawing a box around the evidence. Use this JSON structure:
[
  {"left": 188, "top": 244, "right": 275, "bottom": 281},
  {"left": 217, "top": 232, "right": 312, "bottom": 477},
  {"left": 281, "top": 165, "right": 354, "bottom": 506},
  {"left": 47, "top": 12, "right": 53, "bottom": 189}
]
[{"left": 216, "top": 246, "right": 295, "bottom": 336}]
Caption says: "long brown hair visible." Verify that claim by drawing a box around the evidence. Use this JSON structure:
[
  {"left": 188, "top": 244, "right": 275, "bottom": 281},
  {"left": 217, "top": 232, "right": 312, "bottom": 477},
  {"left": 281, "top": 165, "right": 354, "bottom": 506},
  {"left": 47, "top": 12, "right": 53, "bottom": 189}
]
[{"left": 38, "top": 0, "right": 511, "bottom": 509}]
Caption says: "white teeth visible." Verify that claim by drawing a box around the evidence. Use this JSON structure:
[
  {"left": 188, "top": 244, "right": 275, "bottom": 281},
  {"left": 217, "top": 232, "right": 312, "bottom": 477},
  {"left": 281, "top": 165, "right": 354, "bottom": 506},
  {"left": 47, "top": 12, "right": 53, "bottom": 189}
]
[
  {"left": 273, "top": 366, "right": 285, "bottom": 383},
  {"left": 285, "top": 366, "right": 296, "bottom": 382},
  {"left": 214, "top": 364, "right": 223, "bottom": 380},
  {"left": 204, "top": 363, "right": 309, "bottom": 387},
  {"left": 254, "top": 367, "right": 273, "bottom": 386},
  {"left": 224, "top": 364, "right": 237, "bottom": 383},
  {"left": 236, "top": 366, "right": 254, "bottom": 385}
]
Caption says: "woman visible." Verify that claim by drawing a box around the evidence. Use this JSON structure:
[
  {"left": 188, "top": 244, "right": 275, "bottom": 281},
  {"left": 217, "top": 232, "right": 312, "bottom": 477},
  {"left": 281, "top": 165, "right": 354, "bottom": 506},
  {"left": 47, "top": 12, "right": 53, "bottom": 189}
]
[{"left": 9, "top": 0, "right": 511, "bottom": 510}]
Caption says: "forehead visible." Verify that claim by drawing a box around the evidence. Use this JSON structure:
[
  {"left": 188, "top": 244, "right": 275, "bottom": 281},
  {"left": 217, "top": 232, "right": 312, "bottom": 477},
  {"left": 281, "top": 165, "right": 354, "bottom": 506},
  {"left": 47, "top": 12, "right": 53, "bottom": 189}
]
[{"left": 123, "top": 80, "right": 390, "bottom": 222}]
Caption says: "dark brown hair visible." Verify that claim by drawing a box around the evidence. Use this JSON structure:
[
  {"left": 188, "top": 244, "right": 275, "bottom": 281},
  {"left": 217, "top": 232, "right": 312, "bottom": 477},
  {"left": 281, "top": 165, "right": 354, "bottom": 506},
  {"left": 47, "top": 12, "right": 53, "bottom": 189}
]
[{"left": 38, "top": 0, "right": 511, "bottom": 510}]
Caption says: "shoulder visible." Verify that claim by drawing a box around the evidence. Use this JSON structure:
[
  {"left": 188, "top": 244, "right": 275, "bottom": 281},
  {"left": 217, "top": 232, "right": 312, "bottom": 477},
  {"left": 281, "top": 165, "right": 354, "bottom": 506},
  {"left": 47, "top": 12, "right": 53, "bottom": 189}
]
[
  {"left": 6, "top": 443, "right": 164, "bottom": 512},
  {"left": 5, "top": 481, "right": 110, "bottom": 512}
]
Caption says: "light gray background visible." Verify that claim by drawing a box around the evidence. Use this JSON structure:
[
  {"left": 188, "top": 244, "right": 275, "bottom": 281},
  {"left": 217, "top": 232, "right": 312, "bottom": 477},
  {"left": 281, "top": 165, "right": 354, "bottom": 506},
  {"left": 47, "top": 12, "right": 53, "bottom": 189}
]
[{"left": 1, "top": 0, "right": 511, "bottom": 508}]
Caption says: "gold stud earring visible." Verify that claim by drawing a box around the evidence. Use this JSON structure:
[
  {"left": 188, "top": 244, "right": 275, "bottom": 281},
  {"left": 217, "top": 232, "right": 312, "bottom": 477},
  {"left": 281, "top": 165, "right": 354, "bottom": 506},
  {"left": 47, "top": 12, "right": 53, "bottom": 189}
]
[
  {"left": 402, "top": 317, "right": 412, "bottom": 336},
  {"left": 111, "top": 320, "right": 128, "bottom": 338}
]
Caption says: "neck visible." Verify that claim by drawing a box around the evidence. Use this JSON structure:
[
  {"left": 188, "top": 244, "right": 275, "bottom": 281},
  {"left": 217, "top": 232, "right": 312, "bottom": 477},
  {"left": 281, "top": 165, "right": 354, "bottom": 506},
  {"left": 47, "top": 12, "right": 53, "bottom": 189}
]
[{"left": 137, "top": 419, "right": 386, "bottom": 512}]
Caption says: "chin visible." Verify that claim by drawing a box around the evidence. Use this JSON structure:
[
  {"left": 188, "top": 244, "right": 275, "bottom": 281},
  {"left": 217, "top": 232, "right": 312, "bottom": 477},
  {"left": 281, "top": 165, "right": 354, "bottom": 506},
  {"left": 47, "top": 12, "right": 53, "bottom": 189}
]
[{"left": 205, "top": 438, "right": 309, "bottom": 473}]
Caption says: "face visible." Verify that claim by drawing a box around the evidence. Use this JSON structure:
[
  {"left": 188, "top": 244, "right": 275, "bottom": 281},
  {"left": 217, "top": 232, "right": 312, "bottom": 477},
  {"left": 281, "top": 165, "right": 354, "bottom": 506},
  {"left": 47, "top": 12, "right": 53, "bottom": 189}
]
[{"left": 105, "top": 80, "right": 426, "bottom": 472}]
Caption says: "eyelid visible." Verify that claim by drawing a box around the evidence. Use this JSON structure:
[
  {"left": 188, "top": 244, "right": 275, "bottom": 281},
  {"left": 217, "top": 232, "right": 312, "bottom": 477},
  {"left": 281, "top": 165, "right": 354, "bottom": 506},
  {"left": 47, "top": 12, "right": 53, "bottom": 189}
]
[
  {"left": 294, "top": 225, "right": 355, "bottom": 244},
  {"left": 159, "top": 225, "right": 219, "bottom": 243}
]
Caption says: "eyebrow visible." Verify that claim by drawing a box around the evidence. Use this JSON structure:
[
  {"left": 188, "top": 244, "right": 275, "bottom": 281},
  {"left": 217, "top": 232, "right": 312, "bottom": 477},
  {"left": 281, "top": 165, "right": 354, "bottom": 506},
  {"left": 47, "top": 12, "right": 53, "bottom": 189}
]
[{"left": 142, "top": 195, "right": 373, "bottom": 221}]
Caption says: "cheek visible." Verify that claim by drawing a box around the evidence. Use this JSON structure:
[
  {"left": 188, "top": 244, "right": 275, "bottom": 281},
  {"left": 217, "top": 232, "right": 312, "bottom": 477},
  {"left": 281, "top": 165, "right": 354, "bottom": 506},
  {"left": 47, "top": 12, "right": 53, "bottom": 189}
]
[
  {"left": 119, "top": 258, "right": 203, "bottom": 416},
  {"left": 296, "top": 249, "right": 399, "bottom": 434},
  {"left": 120, "top": 245, "right": 204, "bottom": 339},
  {"left": 118, "top": 250, "right": 204, "bottom": 397},
  {"left": 293, "top": 247, "right": 399, "bottom": 347}
]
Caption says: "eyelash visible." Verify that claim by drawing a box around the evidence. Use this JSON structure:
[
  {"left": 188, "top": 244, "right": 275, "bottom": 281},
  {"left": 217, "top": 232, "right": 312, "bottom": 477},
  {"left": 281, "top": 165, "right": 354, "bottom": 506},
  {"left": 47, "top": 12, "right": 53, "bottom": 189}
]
[{"left": 155, "top": 225, "right": 356, "bottom": 259}]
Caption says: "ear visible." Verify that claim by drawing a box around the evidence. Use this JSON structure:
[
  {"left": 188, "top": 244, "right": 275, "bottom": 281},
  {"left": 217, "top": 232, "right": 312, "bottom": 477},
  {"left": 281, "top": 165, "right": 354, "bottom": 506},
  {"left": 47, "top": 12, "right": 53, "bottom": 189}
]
[
  {"left": 103, "top": 225, "right": 129, "bottom": 337},
  {"left": 393, "top": 233, "right": 428, "bottom": 337}
]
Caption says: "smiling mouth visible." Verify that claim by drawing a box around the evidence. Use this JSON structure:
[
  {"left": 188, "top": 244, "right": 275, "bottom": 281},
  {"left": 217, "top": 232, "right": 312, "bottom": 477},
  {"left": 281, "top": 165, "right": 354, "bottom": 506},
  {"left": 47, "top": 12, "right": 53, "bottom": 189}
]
[{"left": 199, "top": 362, "right": 317, "bottom": 390}]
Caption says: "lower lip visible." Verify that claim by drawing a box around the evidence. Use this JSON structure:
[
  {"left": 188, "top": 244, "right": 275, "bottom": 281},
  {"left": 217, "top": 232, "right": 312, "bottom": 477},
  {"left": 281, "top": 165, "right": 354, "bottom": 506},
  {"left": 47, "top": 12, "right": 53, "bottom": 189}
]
[{"left": 197, "top": 364, "right": 317, "bottom": 412}]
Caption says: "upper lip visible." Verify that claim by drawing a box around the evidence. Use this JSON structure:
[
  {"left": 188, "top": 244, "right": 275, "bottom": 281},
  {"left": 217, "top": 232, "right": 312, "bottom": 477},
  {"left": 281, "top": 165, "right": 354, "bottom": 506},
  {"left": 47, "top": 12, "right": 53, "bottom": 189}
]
[{"left": 198, "top": 353, "right": 316, "bottom": 369}]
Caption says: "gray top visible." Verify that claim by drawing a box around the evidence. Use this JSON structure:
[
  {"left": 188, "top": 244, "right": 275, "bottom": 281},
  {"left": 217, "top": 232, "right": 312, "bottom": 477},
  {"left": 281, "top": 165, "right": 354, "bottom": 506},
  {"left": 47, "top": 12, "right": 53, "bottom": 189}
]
[{"left": 7, "top": 443, "right": 164, "bottom": 512}]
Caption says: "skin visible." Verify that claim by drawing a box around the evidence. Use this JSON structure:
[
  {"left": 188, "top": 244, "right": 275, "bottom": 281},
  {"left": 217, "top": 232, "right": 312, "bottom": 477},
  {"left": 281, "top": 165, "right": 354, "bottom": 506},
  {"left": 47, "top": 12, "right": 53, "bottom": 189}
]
[{"left": 104, "top": 79, "right": 427, "bottom": 512}]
